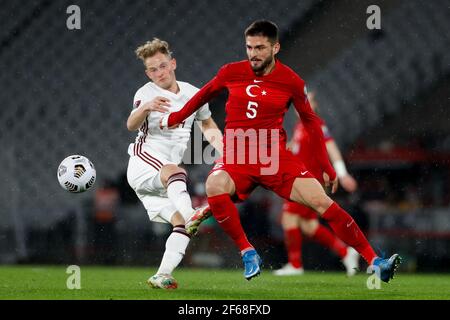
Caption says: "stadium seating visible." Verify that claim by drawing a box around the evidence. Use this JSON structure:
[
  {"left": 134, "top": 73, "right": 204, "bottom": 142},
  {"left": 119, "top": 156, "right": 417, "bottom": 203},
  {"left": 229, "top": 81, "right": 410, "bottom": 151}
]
[{"left": 309, "top": 0, "right": 450, "bottom": 149}]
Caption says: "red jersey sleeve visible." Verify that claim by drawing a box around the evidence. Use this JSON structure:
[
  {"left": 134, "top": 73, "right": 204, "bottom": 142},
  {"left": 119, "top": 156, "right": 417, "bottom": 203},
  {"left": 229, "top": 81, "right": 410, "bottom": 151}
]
[
  {"left": 292, "top": 80, "right": 336, "bottom": 181},
  {"left": 168, "top": 65, "right": 228, "bottom": 127}
]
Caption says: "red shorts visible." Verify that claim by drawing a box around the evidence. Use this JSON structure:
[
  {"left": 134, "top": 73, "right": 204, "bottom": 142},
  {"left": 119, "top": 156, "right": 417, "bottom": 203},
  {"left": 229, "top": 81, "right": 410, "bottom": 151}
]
[
  {"left": 209, "top": 151, "right": 314, "bottom": 202},
  {"left": 298, "top": 158, "right": 324, "bottom": 184},
  {"left": 282, "top": 200, "right": 318, "bottom": 219}
]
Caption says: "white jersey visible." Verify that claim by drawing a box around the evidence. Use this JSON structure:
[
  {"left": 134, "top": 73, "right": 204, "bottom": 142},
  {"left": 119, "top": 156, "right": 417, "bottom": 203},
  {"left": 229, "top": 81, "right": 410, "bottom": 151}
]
[{"left": 128, "top": 81, "right": 211, "bottom": 164}]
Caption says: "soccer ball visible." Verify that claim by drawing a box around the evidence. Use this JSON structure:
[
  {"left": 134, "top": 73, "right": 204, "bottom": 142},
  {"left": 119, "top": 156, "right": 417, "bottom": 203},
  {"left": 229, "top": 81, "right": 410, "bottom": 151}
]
[{"left": 57, "top": 155, "right": 96, "bottom": 193}]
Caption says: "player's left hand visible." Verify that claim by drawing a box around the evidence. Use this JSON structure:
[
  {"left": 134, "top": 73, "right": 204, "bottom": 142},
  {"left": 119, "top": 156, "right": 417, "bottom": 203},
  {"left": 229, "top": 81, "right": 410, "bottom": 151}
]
[{"left": 323, "top": 172, "right": 339, "bottom": 194}]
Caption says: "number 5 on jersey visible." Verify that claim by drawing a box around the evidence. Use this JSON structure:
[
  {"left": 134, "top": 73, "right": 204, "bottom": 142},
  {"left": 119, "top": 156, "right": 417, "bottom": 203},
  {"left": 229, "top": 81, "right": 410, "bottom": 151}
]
[{"left": 246, "top": 101, "right": 258, "bottom": 119}]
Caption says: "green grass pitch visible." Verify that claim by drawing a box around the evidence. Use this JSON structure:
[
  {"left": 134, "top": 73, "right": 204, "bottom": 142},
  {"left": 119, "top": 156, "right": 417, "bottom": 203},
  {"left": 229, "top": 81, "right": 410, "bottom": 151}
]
[{"left": 0, "top": 265, "right": 449, "bottom": 300}]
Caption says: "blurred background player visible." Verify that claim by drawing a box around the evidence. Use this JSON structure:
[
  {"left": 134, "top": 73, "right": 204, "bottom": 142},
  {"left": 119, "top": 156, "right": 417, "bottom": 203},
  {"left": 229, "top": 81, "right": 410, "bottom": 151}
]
[
  {"left": 161, "top": 20, "right": 401, "bottom": 283},
  {"left": 126, "top": 38, "right": 223, "bottom": 289},
  {"left": 274, "top": 91, "right": 359, "bottom": 276},
  {"left": 92, "top": 179, "right": 121, "bottom": 265}
]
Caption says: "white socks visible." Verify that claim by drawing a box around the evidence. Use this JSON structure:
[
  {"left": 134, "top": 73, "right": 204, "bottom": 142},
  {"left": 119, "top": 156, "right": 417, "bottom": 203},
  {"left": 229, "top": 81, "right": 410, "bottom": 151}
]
[
  {"left": 157, "top": 172, "right": 193, "bottom": 275},
  {"left": 166, "top": 172, "right": 194, "bottom": 220},
  {"left": 157, "top": 225, "right": 191, "bottom": 275}
]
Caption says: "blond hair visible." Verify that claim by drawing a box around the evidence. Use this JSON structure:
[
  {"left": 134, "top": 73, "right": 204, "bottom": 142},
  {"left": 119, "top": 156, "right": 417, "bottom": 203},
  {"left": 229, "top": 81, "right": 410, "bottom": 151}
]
[{"left": 135, "top": 38, "right": 172, "bottom": 64}]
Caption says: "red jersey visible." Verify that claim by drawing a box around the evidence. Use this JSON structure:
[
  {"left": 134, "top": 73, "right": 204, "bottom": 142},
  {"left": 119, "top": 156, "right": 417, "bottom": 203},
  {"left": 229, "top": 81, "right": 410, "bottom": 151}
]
[
  {"left": 168, "top": 59, "right": 336, "bottom": 180},
  {"left": 291, "top": 119, "right": 333, "bottom": 181}
]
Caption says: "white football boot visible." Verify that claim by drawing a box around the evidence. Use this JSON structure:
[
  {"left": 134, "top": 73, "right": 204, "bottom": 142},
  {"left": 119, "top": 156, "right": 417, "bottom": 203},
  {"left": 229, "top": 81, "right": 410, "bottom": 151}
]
[
  {"left": 147, "top": 274, "right": 178, "bottom": 289},
  {"left": 342, "top": 247, "right": 360, "bottom": 276},
  {"left": 273, "top": 263, "right": 305, "bottom": 276}
]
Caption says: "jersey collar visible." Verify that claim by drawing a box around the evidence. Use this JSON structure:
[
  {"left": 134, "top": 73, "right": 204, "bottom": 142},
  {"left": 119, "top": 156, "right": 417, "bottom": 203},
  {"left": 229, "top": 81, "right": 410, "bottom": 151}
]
[{"left": 153, "top": 81, "right": 184, "bottom": 100}]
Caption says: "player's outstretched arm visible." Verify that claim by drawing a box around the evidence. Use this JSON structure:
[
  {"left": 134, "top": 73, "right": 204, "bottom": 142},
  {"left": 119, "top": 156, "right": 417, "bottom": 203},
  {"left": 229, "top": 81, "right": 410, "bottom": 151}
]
[
  {"left": 127, "top": 97, "right": 170, "bottom": 131},
  {"left": 200, "top": 117, "right": 224, "bottom": 156},
  {"left": 326, "top": 140, "right": 358, "bottom": 193},
  {"left": 161, "top": 66, "right": 228, "bottom": 129}
]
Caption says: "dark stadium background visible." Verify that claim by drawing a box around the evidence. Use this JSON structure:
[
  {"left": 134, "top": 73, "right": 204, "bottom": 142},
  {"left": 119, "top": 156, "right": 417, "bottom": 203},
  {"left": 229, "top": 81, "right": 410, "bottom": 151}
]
[{"left": 0, "top": 0, "right": 449, "bottom": 274}]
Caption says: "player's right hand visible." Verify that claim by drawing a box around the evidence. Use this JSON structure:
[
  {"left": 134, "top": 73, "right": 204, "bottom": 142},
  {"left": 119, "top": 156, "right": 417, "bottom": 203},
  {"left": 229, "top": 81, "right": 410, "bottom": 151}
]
[
  {"left": 143, "top": 96, "right": 171, "bottom": 113},
  {"left": 339, "top": 174, "right": 358, "bottom": 193},
  {"left": 159, "top": 114, "right": 179, "bottom": 130}
]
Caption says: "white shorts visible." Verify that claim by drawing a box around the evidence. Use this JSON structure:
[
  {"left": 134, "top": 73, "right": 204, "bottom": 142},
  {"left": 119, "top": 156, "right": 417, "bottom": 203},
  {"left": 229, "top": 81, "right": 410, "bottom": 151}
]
[{"left": 127, "top": 143, "right": 177, "bottom": 224}]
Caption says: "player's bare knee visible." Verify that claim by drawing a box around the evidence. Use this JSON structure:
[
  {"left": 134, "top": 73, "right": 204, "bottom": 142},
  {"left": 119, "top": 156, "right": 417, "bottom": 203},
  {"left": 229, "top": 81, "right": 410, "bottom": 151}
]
[
  {"left": 170, "top": 211, "right": 186, "bottom": 226},
  {"left": 281, "top": 212, "right": 298, "bottom": 229},
  {"left": 317, "top": 199, "right": 334, "bottom": 215},
  {"left": 205, "top": 178, "right": 226, "bottom": 196},
  {"left": 300, "top": 219, "right": 319, "bottom": 237},
  {"left": 306, "top": 193, "right": 333, "bottom": 215},
  {"left": 205, "top": 171, "right": 232, "bottom": 196}
]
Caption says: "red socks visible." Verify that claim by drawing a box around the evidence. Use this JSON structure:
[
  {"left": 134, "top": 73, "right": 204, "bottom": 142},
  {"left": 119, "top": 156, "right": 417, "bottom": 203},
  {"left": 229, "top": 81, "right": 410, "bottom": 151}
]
[
  {"left": 284, "top": 228, "right": 303, "bottom": 268},
  {"left": 310, "top": 225, "right": 348, "bottom": 258},
  {"left": 207, "top": 195, "right": 377, "bottom": 265},
  {"left": 322, "top": 202, "right": 377, "bottom": 264},
  {"left": 208, "top": 194, "right": 253, "bottom": 253}
]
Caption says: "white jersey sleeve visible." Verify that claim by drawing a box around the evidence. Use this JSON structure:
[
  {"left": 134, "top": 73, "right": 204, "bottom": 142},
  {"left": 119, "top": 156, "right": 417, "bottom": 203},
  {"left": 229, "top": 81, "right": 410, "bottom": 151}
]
[
  {"left": 195, "top": 103, "right": 211, "bottom": 121},
  {"left": 130, "top": 89, "right": 150, "bottom": 115},
  {"left": 186, "top": 85, "right": 211, "bottom": 121}
]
